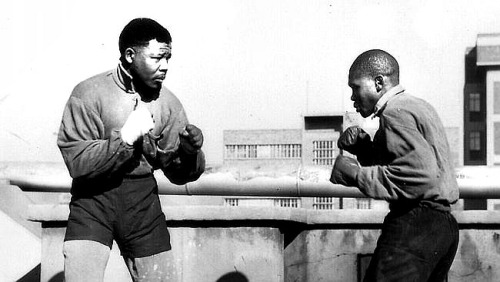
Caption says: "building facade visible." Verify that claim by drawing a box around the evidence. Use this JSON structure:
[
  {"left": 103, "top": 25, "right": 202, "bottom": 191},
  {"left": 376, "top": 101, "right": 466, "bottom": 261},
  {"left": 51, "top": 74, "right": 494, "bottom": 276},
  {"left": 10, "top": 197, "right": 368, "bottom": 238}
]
[
  {"left": 464, "top": 33, "right": 500, "bottom": 166},
  {"left": 222, "top": 114, "right": 389, "bottom": 210}
]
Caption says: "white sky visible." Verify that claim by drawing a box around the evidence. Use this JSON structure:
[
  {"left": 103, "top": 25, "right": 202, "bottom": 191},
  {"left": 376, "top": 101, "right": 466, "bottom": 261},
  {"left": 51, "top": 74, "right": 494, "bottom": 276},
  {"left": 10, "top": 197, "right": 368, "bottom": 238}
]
[{"left": 1, "top": 0, "right": 500, "bottom": 165}]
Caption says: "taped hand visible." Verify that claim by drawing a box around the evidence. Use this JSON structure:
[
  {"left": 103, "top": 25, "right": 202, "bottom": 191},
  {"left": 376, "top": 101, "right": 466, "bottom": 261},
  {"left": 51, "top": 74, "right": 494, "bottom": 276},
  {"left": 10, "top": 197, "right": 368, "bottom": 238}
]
[{"left": 121, "top": 103, "right": 154, "bottom": 145}]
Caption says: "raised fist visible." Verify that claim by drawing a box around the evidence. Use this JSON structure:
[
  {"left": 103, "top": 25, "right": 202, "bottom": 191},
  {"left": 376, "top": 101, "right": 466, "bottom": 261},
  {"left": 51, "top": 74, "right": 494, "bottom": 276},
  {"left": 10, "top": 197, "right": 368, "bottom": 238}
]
[
  {"left": 337, "top": 126, "right": 371, "bottom": 156},
  {"left": 330, "top": 155, "right": 360, "bottom": 187},
  {"left": 179, "top": 124, "right": 203, "bottom": 154}
]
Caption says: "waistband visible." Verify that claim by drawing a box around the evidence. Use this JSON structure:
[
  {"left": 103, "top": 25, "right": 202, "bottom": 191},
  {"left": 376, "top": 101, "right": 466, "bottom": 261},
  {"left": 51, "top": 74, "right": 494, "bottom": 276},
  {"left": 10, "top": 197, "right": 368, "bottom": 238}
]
[
  {"left": 123, "top": 173, "right": 154, "bottom": 179},
  {"left": 389, "top": 200, "right": 451, "bottom": 213}
]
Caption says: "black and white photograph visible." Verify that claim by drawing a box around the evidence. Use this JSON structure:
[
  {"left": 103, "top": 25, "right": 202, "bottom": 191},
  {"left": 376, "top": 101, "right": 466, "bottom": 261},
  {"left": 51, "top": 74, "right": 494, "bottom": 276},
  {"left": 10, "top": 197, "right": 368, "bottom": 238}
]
[{"left": 1, "top": 0, "right": 500, "bottom": 281}]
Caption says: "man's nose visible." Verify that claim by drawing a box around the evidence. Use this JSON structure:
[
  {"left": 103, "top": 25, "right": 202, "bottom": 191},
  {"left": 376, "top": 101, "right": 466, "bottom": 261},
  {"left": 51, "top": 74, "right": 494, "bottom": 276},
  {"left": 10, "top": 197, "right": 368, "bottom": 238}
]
[{"left": 159, "top": 58, "right": 169, "bottom": 71}]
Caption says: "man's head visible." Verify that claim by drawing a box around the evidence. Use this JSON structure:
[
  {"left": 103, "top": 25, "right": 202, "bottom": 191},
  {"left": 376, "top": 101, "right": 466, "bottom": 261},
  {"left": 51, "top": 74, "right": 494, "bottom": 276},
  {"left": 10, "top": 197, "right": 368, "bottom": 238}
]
[
  {"left": 348, "top": 49, "right": 399, "bottom": 118},
  {"left": 119, "top": 18, "right": 172, "bottom": 91}
]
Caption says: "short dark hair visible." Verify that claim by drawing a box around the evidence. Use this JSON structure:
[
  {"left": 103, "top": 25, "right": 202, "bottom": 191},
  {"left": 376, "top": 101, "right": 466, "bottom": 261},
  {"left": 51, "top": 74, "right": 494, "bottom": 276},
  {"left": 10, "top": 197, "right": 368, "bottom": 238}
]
[
  {"left": 349, "top": 49, "right": 399, "bottom": 84},
  {"left": 118, "top": 18, "right": 172, "bottom": 55}
]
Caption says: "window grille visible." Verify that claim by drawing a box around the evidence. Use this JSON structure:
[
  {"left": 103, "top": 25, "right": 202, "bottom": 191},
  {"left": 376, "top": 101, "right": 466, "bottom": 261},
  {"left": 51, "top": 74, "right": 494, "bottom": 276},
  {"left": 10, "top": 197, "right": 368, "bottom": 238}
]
[
  {"left": 225, "top": 145, "right": 257, "bottom": 159},
  {"left": 274, "top": 198, "right": 300, "bottom": 208},
  {"left": 356, "top": 198, "right": 371, "bottom": 209},
  {"left": 224, "top": 198, "right": 300, "bottom": 208},
  {"left": 313, "top": 140, "right": 336, "bottom": 165},
  {"left": 269, "top": 144, "right": 302, "bottom": 159},
  {"left": 225, "top": 144, "right": 301, "bottom": 159},
  {"left": 313, "top": 197, "right": 335, "bottom": 210},
  {"left": 225, "top": 198, "right": 239, "bottom": 206}
]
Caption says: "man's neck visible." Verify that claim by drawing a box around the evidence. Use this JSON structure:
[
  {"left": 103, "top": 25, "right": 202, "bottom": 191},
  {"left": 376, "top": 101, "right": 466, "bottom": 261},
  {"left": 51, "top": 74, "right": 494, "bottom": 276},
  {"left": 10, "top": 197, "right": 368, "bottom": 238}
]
[{"left": 118, "top": 62, "right": 160, "bottom": 102}]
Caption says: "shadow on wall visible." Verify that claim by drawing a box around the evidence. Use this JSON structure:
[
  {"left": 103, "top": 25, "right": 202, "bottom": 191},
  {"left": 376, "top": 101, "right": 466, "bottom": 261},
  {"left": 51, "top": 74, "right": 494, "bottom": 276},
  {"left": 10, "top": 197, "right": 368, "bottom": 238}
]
[
  {"left": 216, "top": 271, "right": 249, "bottom": 282},
  {"left": 17, "top": 264, "right": 41, "bottom": 282},
  {"left": 48, "top": 271, "right": 64, "bottom": 282},
  {"left": 39, "top": 270, "right": 247, "bottom": 282}
]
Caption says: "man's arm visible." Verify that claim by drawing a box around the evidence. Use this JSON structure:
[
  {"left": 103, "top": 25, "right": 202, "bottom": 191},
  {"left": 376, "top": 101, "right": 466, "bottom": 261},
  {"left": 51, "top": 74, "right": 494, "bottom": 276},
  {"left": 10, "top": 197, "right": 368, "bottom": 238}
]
[
  {"left": 143, "top": 104, "right": 205, "bottom": 185},
  {"left": 337, "top": 126, "right": 375, "bottom": 165},
  {"left": 161, "top": 149, "right": 206, "bottom": 185},
  {"left": 57, "top": 96, "right": 138, "bottom": 180},
  {"left": 356, "top": 115, "right": 440, "bottom": 200}
]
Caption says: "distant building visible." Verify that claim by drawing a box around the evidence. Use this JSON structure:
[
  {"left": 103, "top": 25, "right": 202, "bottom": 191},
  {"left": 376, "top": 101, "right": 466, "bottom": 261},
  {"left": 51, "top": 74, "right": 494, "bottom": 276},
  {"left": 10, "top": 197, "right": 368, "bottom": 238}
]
[
  {"left": 222, "top": 114, "right": 388, "bottom": 210},
  {"left": 464, "top": 33, "right": 500, "bottom": 166},
  {"left": 464, "top": 33, "right": 500, "bottom": 210}
]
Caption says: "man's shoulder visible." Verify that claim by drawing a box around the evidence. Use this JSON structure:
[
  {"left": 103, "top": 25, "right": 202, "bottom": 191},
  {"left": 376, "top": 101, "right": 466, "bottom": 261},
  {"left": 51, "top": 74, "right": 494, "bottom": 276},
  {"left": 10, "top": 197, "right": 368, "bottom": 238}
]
[
  {"left": 158, "top": 87, "right": 183, "bottom": 108},
  {"left": 383, "top": 92, "right": 439, "bottom": 124},
  {"left": 71, "top": 69, "right": 114, "bottom": 98},
  {"left": 386, "top": 92, "right": 432, "bottom": 111}
]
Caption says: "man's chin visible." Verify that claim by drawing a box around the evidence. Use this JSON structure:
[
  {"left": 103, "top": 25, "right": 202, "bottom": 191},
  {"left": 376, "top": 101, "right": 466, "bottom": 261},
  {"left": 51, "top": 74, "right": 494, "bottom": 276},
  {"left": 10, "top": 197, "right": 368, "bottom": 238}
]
[{"left": 360, "top": 111, "right": 371, "bottom": 118}]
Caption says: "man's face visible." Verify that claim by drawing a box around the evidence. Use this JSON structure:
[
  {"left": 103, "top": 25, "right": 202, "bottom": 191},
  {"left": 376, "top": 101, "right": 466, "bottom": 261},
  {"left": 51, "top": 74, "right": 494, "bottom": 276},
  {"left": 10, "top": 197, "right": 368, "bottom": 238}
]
[
  {"left": 130, "top": 39, "right": 171, "bottom": 90},
  {"left": 348, "top": 73, "right": 380, "bottom": 118}
]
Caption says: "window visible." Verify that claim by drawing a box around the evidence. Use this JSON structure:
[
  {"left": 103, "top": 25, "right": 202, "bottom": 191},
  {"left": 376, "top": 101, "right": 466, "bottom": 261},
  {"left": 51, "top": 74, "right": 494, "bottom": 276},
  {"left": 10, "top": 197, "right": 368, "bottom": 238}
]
[
  {"left": 224, "top": 198, "right": 300, "bottom": 208},
  {"left": 269, "top": 144, "right": 302, "bottom": 159},
  {"left": 469, "top": 131, "right": 481, "bottom": 151},
  {"left": 313, "top": 140, "right": 336, "bottom": 165},
  {"left": 274, "top": 198, "right": 300, "bottom": 208},
  {"left": 469, "top": 93, "right": 480, "bottom": 112},
  {"left": 356, "top": 198, "right": 371, "bottom": 209},
  {"left": 225, "top": 145, "right": 257, "bottom": 159},
  {"left": 225, "top": 144, "right": 301, "bottom": 159},
  {"left": 495, "top": 82, "right": 500, "bottom": 114},
  {"left": 313, "top": 197, "right": 336, "bottom": 210},
  {"left": 225, "top": 198, "right": 239, "bottom": 206}
]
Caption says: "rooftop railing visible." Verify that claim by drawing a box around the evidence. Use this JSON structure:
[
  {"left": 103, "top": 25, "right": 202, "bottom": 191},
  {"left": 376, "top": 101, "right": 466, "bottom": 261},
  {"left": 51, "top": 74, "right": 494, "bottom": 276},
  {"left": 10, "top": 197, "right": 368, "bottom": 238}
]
[{"left": 1, "top": 162, "right": 499, "bottom": 199}]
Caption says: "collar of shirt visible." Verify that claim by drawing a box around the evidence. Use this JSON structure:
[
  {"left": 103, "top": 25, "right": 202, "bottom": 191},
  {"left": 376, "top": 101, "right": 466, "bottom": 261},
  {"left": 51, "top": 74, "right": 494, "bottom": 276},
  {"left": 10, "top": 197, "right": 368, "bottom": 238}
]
[
  {"left": 373, "top": 85, "right": 405, "bottom": 118},
  {"left": 115, "top": 63, "right": 136, "bottom": 94}
]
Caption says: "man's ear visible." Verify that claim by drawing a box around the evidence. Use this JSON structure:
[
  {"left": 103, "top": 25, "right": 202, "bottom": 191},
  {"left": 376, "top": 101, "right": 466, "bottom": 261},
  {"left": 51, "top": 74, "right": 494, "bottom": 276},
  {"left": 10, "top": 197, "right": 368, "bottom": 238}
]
[
  {"left": 374, "top": 75, "right": 384, "bottom": 92},
  {"left": 124, "top": 47, "right": 136, "bottom": 64}
]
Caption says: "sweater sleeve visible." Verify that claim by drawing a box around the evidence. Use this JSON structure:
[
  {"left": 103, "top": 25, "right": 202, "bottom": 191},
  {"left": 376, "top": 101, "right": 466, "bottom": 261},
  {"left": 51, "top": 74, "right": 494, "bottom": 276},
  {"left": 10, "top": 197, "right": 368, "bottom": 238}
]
[
  {"left": 152, "top": 102, "right": 205, "bottom": 185},
  {"left": 57, "top": 96, "right": 136, "bottom": 180},
  {"left": 356, "top": 115, "right": 440, "bottom": 201}
]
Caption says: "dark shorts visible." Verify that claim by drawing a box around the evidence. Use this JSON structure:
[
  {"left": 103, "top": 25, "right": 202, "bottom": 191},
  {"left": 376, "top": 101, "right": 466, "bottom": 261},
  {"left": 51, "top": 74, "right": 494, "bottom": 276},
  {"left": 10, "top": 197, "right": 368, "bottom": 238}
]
[{"left": 65, "top": 175, "right": 171, "bottom": 258}]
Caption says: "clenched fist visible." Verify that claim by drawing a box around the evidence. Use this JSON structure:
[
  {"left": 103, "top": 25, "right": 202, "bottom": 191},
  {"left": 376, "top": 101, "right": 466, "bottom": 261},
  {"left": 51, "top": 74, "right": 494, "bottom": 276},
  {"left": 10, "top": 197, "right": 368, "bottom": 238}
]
[
  {"left": 337, "top": 126, "right": 371, "bottom": 156},
  {"left": 179, "top": 124, "right": 203, "bottom": 154},
  {"left": 330, "top": 155, "right": 360, "bottom": 187}
]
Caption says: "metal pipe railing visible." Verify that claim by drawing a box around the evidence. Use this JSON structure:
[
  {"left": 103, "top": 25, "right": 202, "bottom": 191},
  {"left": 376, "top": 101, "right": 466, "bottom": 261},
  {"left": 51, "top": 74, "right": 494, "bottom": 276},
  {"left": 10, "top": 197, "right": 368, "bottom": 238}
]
[{"left": 1, "top": 162, "right": 500, "bottom": 199}]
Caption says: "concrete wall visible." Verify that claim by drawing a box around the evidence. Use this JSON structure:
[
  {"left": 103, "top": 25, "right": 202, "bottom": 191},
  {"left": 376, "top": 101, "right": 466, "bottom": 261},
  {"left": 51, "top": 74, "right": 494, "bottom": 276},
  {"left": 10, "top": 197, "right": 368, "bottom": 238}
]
[
  {"left": 224, "top": 129, "right": 302, "bottom": 145},
  {"left": 29, "top": 205, "right": 500, "bottom": 282},
  {"left": 40, "top": 224, "right": 283, "bottom": 282}
]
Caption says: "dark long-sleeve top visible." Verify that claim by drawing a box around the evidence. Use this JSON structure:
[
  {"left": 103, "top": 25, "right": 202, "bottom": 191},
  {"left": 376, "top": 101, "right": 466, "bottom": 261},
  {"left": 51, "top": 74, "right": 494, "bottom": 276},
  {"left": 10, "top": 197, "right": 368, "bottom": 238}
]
[
  {"left": 356, "top": 85, "right": 459, "bottom": 208},
  {"left": 57, "top": 64, "right": 205, "bottom": 191}
]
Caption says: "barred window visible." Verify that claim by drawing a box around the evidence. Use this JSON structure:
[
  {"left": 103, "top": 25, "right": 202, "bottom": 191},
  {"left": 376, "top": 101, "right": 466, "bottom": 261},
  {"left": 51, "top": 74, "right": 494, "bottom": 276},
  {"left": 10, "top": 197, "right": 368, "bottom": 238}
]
[
  {"left": 225, "top": 145, "right": 257, "bottom": 159},
  {"left": 356, "top": 198, "right": 371, "bottom": 209},
  {"left": 313, "top": 140, "right": 336, "bottom": 165},
  {"left": 313, "top": 197, "right": 335, "bottom": 210},
  {"left": 225, "top": 144, "right": 301, "bottom": 159},
  {"left": 224, "top": 198, "right": 300, "bottom": 208},
  {"left": 274, "top": 198, "right": 300, "bottom": 208},
  {"left": 225, "top": 198, "right": 239, "bottom": 206},
  {"left": 269, "top": 144, "right": 302, "bottom": 159}
]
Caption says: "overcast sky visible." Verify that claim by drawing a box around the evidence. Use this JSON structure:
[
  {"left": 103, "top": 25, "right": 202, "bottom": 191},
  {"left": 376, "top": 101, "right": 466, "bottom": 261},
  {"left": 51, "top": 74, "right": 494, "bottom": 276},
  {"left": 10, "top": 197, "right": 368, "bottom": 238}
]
[{"left": 1, "top": 0, "right": 500, "bottom": 165}]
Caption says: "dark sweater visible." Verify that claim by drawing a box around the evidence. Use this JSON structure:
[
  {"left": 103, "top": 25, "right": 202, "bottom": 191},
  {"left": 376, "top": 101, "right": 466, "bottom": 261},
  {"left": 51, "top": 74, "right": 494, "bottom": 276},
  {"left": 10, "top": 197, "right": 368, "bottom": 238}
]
[
  {"left": 356, "top": 85, "right": 459, "bottom": 208},
  {"left": 57, "top": 64, "right": 205, "bottom": 191}
]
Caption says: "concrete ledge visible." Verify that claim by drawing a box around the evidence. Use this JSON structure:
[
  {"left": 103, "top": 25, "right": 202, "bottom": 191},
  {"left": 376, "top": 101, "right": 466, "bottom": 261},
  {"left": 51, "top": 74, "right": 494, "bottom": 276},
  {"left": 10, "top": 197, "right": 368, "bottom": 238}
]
[{"left": 28, "top": 204, "right": 500, "bottom": 226}]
